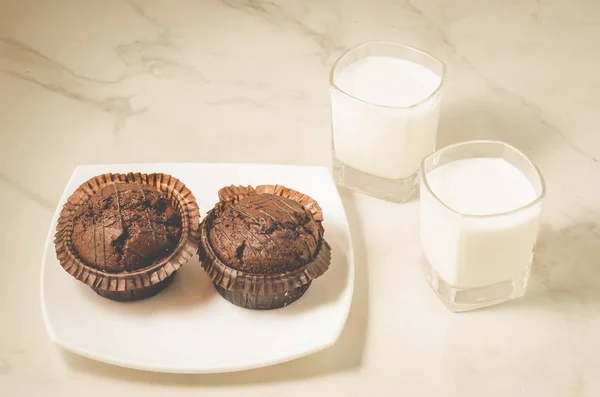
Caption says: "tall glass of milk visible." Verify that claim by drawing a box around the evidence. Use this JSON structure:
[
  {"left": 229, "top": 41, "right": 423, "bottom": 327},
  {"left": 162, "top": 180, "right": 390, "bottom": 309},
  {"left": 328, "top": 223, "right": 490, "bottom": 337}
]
[
  {"left": 420, "top": 141, "right": 546, "bottom": 311},
  {"left": 330, "top": 42, "right": 446, "bottom": 202}
]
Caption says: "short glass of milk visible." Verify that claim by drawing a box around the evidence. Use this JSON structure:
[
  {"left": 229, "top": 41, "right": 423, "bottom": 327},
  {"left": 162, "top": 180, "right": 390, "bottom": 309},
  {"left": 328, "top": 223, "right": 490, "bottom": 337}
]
[
  {"left": 330, "top": 42, "right": 446, "bottom": 202},
  {"left": 420, "top": 141, "right": 546, "bottom": 312}
]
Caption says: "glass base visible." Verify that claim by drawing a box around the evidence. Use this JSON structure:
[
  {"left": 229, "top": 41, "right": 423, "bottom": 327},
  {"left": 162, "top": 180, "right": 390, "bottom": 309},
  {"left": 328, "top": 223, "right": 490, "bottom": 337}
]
[
  {"left": 332, "top": 156, "right": 419, "bottom": 203},
  {"left": 422, "top": 257, "right": 531, "bottom": 312}
]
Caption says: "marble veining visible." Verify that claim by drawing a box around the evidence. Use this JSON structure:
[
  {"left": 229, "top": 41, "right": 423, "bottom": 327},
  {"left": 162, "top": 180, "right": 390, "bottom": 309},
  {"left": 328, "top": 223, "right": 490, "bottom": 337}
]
[{"left": 1, "top": 0, "right": 599, "bottom": 396}]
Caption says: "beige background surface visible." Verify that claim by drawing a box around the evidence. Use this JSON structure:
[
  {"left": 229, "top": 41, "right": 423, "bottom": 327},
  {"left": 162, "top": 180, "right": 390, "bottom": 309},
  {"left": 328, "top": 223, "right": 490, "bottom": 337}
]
[{"left": 1, "top": 0, "right": 599, "bottom": 395}]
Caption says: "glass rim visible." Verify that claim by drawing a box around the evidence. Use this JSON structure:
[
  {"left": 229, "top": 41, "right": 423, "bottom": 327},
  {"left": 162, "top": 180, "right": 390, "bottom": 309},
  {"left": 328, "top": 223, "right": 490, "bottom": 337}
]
[
  {"left": 329, "top": 41, "right": 447, "bottom": 110},
  {"left": 420, "top": 140, "right": 547, "bottom": 219}
]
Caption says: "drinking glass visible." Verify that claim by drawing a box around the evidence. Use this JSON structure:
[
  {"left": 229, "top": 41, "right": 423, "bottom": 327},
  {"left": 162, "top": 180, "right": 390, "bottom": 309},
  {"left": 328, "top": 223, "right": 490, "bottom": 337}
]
[
  {"left": 420, "top": 141, "right": 546, "bottom": 312},
  {"left": 330, "top": 42, "right": 446, "bottom": 202}
]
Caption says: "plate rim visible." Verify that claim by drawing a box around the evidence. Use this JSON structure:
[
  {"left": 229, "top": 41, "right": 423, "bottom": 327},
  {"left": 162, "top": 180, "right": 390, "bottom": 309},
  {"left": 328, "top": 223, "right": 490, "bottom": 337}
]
[{"left": 40, "top": 162, "right": 355, "bottom": 373}]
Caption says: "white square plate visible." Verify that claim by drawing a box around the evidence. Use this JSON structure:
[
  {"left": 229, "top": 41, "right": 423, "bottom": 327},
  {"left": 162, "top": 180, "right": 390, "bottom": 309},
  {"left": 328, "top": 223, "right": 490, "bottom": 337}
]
[{"left": 41, "top": 163, "right": 354, "bottom": 373}]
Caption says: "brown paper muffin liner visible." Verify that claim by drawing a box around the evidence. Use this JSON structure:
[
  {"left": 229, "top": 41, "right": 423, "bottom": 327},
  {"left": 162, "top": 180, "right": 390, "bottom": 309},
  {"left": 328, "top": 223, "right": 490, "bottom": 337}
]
[
  {"left": 200, "top": 184, "right": 331, "bottom": 307},
  {"left": 54, "top": 172, "right": 200, "bottom": 302},
  {"left": 214, "top": 281, "right": 312, "bottom": 310}
]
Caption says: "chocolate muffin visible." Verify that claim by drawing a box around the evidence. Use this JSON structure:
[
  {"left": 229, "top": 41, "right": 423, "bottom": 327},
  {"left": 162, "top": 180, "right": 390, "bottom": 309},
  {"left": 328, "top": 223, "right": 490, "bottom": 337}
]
[
  {"left": 55, "top": 173, "right": 200, "bottom": 302},
  {"left": 71, "top": 183, "right": 182, "bottom": 274},
  {"left": 200, "top": 185, "right": 331, "bottom": 310}
]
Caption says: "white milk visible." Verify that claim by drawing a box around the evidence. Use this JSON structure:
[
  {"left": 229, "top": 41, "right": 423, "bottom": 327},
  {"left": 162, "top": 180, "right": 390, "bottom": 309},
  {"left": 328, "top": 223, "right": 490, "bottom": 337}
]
[
  {"left": 420, "top": 158, "right": 542, "bottom": 289},
  {"left": 331, "top": 56, "right": 442, "bottom": 180}
]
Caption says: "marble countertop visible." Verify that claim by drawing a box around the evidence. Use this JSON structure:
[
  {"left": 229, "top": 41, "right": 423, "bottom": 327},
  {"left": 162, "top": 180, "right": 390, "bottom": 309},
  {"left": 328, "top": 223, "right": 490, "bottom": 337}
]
[{"left": 1, "top": 0, "right": 599, "bottom": 395}]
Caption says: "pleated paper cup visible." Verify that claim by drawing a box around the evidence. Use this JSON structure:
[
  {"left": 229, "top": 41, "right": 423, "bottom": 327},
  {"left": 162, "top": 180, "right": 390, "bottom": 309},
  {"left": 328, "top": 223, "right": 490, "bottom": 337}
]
[
  {"left": 199, "top": 185, "right": 332, "bottom": 310},
  {"left": 54, "top": 172, "right": 200, "bottom": 302}
]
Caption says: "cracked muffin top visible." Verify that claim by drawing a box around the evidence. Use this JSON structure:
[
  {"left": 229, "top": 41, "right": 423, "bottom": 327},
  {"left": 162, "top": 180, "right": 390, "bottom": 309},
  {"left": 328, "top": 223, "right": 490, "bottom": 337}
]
[
  {"left": 71, "top": 182, "right": 182, "bottom": 273},
  {"left": 207, "top": 193, "right": 322, "bottom": 274}
]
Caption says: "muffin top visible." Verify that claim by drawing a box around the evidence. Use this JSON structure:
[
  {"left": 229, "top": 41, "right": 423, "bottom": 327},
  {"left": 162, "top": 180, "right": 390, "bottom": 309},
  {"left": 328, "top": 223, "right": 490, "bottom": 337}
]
[
  {"left": 71, "top": 182, "right": 182, "bottom": 273},
  {"left": 208, "top": 193, "right": 322, "bottom": 274}
]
